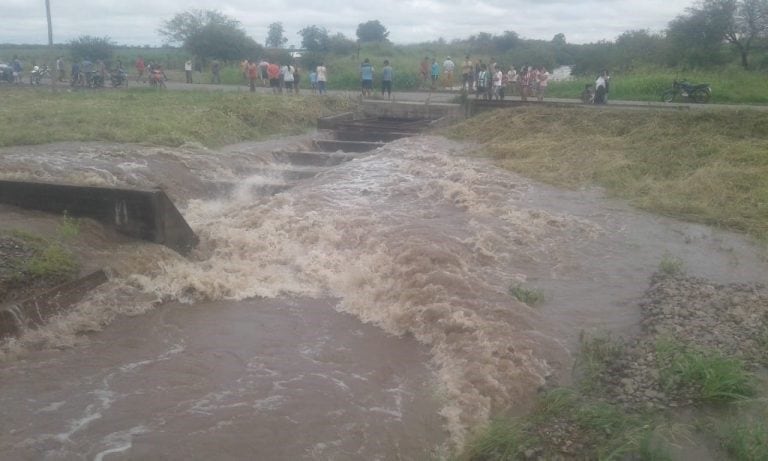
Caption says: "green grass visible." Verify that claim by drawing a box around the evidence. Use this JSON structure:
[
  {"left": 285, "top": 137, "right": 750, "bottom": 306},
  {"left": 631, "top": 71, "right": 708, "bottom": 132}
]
[
  {"left": 719, "top": 410, "right": 768, "bottom": 461},
  {"left": 446, "top": 106, "right": 768, "bottom": 240},
  {"left": 547, "top": 67, "right": 768, "bottom": 104},
  {"left": 655, "top": 338, "right": 756, "bottom": 403},
  {"left": 6, "top": 227, "right": 79, "bottom": 282},
  {"left": 460, "top": 419, "right": 524, "bottom": 461},
  {"left": 461, "top": 389, "right": 672, "bottom": 461},
  {"left": 575, "top": 332, "right": 625, "bottom": 394},
  {"left": 508, "top": 284, "right": 545, "bottom": 306},
  {"left": 57, "top": 212, "right": 80, "bottom": 240},
  {"left": 0, "top": 87, "right": 356, "bottom": 147},
  {"left": 658, "top": 253, "right": 685, "bottom": 277}
]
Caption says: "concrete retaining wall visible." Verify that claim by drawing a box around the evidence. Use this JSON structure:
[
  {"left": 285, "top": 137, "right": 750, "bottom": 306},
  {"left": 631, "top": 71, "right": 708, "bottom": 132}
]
[
  {"left": 360, "top": 101, "right": 463, "bottom": 120},
  {"left": 0, "top": 269, "right": 108, "bottom": 338},
  {"left": 0, "top": 180, "right": 198, "bottom": 254}
]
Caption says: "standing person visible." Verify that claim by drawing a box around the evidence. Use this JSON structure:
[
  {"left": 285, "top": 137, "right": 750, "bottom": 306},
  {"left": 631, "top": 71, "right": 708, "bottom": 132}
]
[
  {"left": 518, "top": 66, "right": 529, "bottom": 101},
  {"left": 211, "top": 60, "right": 221, "bottom": 84},
  {"left": 309, "top": 68, "right": 318, "bottom": 94},
  {"left": 360, "top": 58, "right": 374, "bottom": 97},
  {"left": 442, "top": 56, "right": 455, "bottom": 89},
  {"left": 419, "top": 56, "right": 430, "bottom": 88},
  {"left": 134, "top": 56, "right": 145, "bottom": 82},
  {"left": 292, "top": 65, "right": 301, "bottom": 94},
  {"left": 70, "top": 61, "right": 80, "bottom": 86},
  {"left": 56, "top": 56, "right": 65, "bottom": 82},
  {"left": 247, "top": 59, "right": 259, "bottom": 92},
  {"left": 281, "top": 62, "right": 294, "bottom": 94},
  {"left": 267, "top": 61, "right": 281, "bottom": 93},
  {"left": 185, "top": 59, "right": 193, "bottom": 83},
  {"left": 506, "top": 66, "right": 517, "bottom": 96},
  {"left": 529, "top": 66, "right": 539, "bottom": 99},
  {"left": 81, "top": 57, "right": 93, "bottom": 87},
  {"left": 381, "top": 59, "right": 394, "bottom": 99},
  {"left": 11, "top": 55, "right": 22, "bottom": 84},
  {"left": 594, "top": 72, "right": 608, "bottom": 104},
  {"left": 476, "top": 64, "right": 489, "bottom": 100},
  {"left": 316, "top": 62, "right": 327, "bottom": 95},
  {"left": 461, "top": 55, "right": 473, "bottom": 91},
  {"left": 430, "top": 58, "right": 439, "bottom": 90},
  {"left": 536, "top": 66, "right": 550, "bottom": 101},
  {"left": 493, "top": 66, "right": 503, "bottom": 100},
  {"left": 240, "top": 59, "right": 248, "bottom": 82},
  {"left": 601, "top": 69, "right": 610, "bottom": 103},
  {"left": 258, "top": 58, "right": 269, "bottom": 86}
]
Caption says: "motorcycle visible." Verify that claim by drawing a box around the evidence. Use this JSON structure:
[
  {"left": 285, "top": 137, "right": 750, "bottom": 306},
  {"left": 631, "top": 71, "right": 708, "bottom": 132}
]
[
  {"left": 29, "top": 65, "right": 50, "bottom": 85},
  {"left": 662, "top": 80, "right": 711, "bottom": 103},
  {"left": 89, "top": 72, "right": 105, "bottom": 88},
  {"left": 0, "top": 63, "right": 13, "bottom": 83},
  {"left": 111, "top": 69, "right": 128, "bottom": 87}
]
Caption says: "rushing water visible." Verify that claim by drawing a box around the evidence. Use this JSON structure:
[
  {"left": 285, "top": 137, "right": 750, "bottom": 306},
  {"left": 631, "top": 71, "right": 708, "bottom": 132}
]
[{"left": 1, "top": 135, "right": 766, "bottom": 459}]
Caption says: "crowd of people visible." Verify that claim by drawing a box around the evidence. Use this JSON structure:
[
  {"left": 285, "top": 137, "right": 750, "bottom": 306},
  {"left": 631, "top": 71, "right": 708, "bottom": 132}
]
[{"left": 4, "top": 53, "right": 611, "bottom": 104}]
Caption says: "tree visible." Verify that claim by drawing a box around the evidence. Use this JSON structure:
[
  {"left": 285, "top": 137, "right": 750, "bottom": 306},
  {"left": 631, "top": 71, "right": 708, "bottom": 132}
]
[
  {"left": 668, "top": 0, "right": 768, "bottom": 69},
  {"left": 356, "top": 20, "right": 389, "bottom": 42},
  {"left": 69, "top": 35, "right": 115, "bottom": 62},
  {"left": 299, "top": 25, "right": 330, "bottom": 52},
  {"left": 328, "top": 33, "right": 356, "bottom": 55},
  {"left": 719, "top": 0, "right": 768, "bottom": 68},
  {"left": 552, "top": 33, "right": 566, "bottom": 47},
  {"left": 266, "top": 22, "right": 288, "bottom": 48},
  {"left": 159, "top": 10, "right": 262, "bottom": 61}
]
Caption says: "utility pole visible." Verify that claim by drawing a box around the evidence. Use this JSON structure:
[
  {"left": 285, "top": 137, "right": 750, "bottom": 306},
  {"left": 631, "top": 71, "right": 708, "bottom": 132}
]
[{"left": 45, "top": 0, "right": 53, "bottom": 46}]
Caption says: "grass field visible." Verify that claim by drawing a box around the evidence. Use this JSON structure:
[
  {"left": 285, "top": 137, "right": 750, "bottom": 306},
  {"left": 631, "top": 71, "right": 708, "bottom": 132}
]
[
  {"left": 447, "top": 106, "right": 768, "bottom": 241},
  {"left": 546, "top": 67, "right": 768, "bottom": 105},
  {"left": 0, "top": 87, "right": 356, "bottom": 147}
]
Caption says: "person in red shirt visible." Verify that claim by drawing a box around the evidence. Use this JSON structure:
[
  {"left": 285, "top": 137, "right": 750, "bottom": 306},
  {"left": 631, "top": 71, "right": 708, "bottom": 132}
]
[
  {"left": 247, "top": 60, "right": 259, "bottom": 92},
  {"left": 267, "top": 62, "right": 281, "bottom": 94},
  {"left": 135, "top": 56, "right": 145, "bottom": 83}
]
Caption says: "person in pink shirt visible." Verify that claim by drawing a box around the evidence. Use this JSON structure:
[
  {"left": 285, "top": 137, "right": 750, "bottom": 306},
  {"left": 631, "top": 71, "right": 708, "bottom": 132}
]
[{"left": 536, "top": 66, "right": 550, "bottom": 101}]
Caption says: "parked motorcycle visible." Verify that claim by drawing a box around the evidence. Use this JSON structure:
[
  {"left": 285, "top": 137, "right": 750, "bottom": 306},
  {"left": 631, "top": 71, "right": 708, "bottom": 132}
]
[
  {"left": 29, "top": 65, "right": 50, "bottom": 85},
  {"left": 90, "top": 73, "right": 105, "bottom": 88},
  {"left": 111, "top": 69, "right": 128, "bottom": 87},
  {"left": 662, "top": 80, "right": 711, "bottom": 103},
  {"left": 0, "top": 63, "right": 13, "bottom": 83}
]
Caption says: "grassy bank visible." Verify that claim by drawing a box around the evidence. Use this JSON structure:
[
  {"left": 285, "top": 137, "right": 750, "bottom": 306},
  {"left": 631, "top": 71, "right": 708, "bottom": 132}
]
[
  {"left": 547, "top": 68, "right": 768, "bottom": 105},
  {"left": 0, "top": 87, "right": 356, "bottom": 147},
  {"left": 460, "top": 264, "right": 768, "bottom": 460},
  {"left": 446, "top": 106, "right": 768, "bottom": 240}
]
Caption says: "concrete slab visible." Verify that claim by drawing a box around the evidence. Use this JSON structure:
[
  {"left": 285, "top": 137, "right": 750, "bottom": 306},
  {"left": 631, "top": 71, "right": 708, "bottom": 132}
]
[{"left": 0, "top": 180, "right": 198, "bottom": 255}]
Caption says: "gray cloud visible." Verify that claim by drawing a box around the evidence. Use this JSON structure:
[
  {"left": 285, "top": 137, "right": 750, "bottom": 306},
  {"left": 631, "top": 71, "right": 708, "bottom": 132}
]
[{"left": 4, "top": 0, "right": 695, "bottom": 46}]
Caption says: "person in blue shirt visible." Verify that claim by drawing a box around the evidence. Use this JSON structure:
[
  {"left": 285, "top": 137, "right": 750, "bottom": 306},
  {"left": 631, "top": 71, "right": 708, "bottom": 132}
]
[
  {"left": 430, "top": 58, "right": 439, "bottom": 90},
  {"left": 381, "top": 60, "right": 394, "bottom": 99},
  {"left": 360, "top": 58, "right": 374, "bottom": 97}
]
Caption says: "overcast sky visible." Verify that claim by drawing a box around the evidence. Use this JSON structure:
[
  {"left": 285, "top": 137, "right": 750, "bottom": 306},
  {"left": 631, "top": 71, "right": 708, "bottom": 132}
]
[{"left": 6, "top": 0, "right": 696, "bottom": 46}]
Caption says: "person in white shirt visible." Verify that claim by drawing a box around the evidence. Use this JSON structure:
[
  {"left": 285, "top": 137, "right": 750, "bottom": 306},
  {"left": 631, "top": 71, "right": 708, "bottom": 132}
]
[
  {"left": 537, "top": 66, "right": 550, "bottom": 101},
  {"left": 442, "top": 56, "right": 455, "bottom": 89},
  {"left": 184, "top": 59, "right": 193, "bottom": 83},
  {"left": 281, "top": 63, "right": 294, "bottom": 94},
  {"left": 316, "top": 63, "right": 327, "bottom": 95}
]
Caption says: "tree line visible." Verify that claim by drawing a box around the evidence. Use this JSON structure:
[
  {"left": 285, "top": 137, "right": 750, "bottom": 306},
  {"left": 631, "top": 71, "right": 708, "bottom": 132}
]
[{"left": 64, "top": 1, "right": 768, "bottom": 75}]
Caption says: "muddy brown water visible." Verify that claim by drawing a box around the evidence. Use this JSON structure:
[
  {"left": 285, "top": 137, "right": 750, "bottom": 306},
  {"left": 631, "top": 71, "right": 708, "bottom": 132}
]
[{"left": 1, "top": 136, "right": 766, "bottom": 459}]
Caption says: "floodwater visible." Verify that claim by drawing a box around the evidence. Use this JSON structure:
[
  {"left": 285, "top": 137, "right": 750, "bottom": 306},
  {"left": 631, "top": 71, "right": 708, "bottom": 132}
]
[{"left": 1, "top": 135, "right": 766, "bottom": 460}]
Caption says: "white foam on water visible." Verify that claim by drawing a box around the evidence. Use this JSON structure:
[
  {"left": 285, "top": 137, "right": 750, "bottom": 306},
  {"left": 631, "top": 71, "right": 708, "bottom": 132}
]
[
  {"left": 0, "top": 136, "right": 606, "bottom": 447},
  {"left": 93, "top": 425, "right": 149, "bottom": 461}
]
